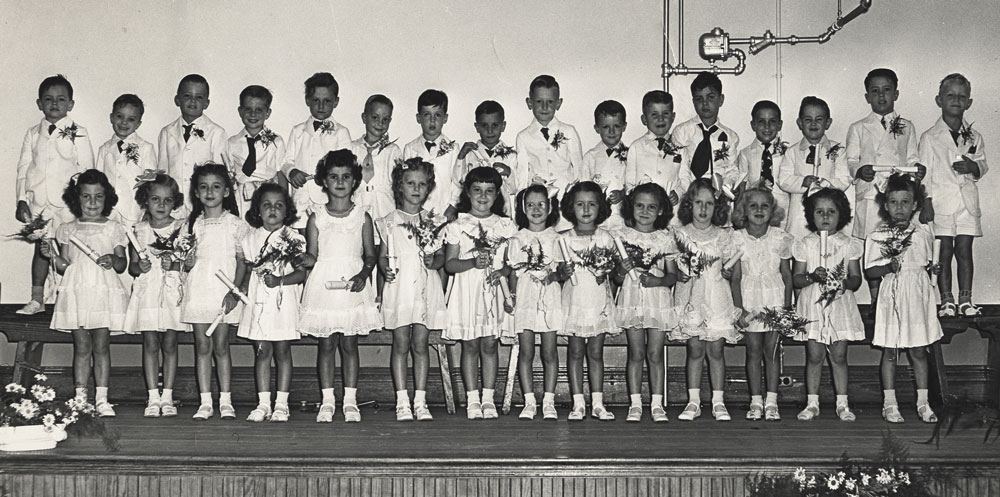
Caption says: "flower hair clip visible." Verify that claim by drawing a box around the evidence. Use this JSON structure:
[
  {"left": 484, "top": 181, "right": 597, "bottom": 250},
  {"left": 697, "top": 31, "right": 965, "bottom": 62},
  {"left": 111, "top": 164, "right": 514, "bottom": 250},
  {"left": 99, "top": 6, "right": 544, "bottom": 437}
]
[
  {"left": 394, "top": 157, "right": 423, "bottom": 171},
  {"left": 134, "top": 169, "right": 168, "bottom": 187}
]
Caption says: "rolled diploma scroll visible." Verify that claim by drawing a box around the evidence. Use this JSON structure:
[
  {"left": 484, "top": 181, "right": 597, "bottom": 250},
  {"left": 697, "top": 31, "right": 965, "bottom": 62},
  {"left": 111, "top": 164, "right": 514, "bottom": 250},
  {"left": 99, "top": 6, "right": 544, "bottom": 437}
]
[
  {"left": 723, "top": 249, "right": 744, "bottom": 271},
  {"left": 325, "top": 279, "right": 351, "bottom": 290},
  {"left": 205, "top": 312, "right": 225, "bottom": 337},
  {"left": 386, "top": 231, "right": 398, "bottom": 275},
  {"left": 872, "top": 165, "right": 919, "bottom": 173},
  {"left": 69, "top": 235, "right": 101, "bottom": 263},
  {"left": 819, "top": 230, "right": 829, "bottom": 266},
  {"left": 614, "top": 237, "right": 638, "bottom": 281},
  {"left": 47, "top": 238, "right": 60, "bottom": 256},
  {"left": 931, "top": 239, "right": 942, "bottom": 288},
  {"left": 126, "top": 230, "right": 148, "bottom": 260},
  {"left": 215, "top": 269, "right": 250, "bottom": 305},
  {"left": 558, "top": 237, "right": 578, "bottom": 286}
]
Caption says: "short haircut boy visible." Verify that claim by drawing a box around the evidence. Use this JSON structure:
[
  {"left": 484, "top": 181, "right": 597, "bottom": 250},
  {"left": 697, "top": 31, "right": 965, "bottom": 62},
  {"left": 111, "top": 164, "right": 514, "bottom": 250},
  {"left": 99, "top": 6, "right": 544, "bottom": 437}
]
[
  {"left": 177, "top": 74, "right": 209, "bottom": 95},
  {"left": 751, "top": 100, "right": 781, "bottom": 120},
  {"left": 475, "top": 100, "right": 505, "bottom": 121},
  {"left": 939, "top": 72, "right": 971, "bottom": 92},
  {"left": 239, "top": 85, "right": 273, "bottom": 106},
  {"left": 690, "top": 72, "right": 722, "bottom": 95},
  {"left": 417, "top": 89, "right": 448, "bottom": 113},
  {"left": 529, "top": 74, "right": 560, "bottom": 93},
  {"left": 594, "top": 100, "right": 626, "bottom": 124},
  {"left": 864, "top": 68, "right": 898, "bottom": 89},
  {"left": 799, "top": 96, "right": 831, "bottom": 118},
  {"left": 364, "top": 94, "right": 393, "bottom": 113},
  {"left": 112, "top": 94, "right": 145, "bottom": 116},
  {"left": 304, "top": 72, "right": 339, "bottom": 98},
  {"left": 642, "top": 90, "right": 673, "bottom": 111},
  {"left": 39, "top": 74, "right": 73, "bottom": 100}
]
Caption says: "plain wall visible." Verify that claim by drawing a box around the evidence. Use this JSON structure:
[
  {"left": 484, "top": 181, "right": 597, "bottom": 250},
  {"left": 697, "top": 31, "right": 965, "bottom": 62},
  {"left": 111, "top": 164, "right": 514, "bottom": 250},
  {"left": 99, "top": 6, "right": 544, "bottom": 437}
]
[{"left": 1, "top": 0, "right": 997, "bottom": 369}]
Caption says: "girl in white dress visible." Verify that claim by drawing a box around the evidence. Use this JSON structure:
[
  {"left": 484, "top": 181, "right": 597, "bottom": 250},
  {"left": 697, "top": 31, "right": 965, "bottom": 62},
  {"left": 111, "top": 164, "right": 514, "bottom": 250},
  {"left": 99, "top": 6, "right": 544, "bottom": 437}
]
[
  {"left": 443, "top": 166, "right": 517, "bottom": 420},
  {"left": 792, "top": 187, "right": 864, "bottom": 422},
  {"left": 863, "top": 174, "right": 942, "bottom": 424},
  {"left": 181, "top": 163, "right": 248, "bottom": 421},
  {"left": 43, "top": 170, "right": 129, "bottom": 418},
  {"left": 614, "top": 183, "right": 678, "bottom": 423},
  {"left": 559, "top": 181, "right": 620, "bottom": 422},
  {"left": 377, "top": 158, "right": 446, "bottom": 422},
  {"left": 241, "top": 184, "right": 307, "bottom": 423},
  {"left": 507, "top": 184, "right": 564, "bottom": 420},
  {"left": 671, "top": 178, "right": 741, "bottom": 422},
  {"left": 730, "top": 187, "right": 793, "bottom": 422},
  {"left": 123, "top": 173, "right": 187, "bottom": 418},
  {"left": 299, "top": 150, "right": 382, "bottom": 423}
]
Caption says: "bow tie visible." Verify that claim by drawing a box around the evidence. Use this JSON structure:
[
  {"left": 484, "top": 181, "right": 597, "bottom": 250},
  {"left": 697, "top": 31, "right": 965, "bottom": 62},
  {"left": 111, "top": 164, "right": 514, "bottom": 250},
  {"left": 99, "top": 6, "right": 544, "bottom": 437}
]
[
  {"left": 313, "top": 120, "right": 330, "bottom": 132},
  {"left": 424, "top": 141, "right": 436, "bottom": 152},
  {"left": 48, "top": 124, "right": 57, "bottom": 135},
  {"left": 606, "top": 147, "right": 616, "bottom": 157}
]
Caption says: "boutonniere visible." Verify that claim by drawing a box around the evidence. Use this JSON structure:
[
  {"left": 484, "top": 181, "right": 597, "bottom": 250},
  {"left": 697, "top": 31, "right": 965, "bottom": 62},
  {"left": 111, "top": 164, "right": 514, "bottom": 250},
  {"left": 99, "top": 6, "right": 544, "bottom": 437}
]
[
  {"left": 190, "top": 126, "right": 205, "bottom": 140},
  {"left": 436, "top": 139, "right": 456, "bottom": 157},
  {"left": 375, "top": 134, "right": 398, "bottom": 154},
  {"left": 612, "top": 145, "right": 629, "bottom": 163},
  {"left": 888, "top": 115, "right": 905, "bottom": 138},
  {"left": 123, "top": 143, "right": 140, "bottom": 165},
  {"left": 825, "top": 143, "right": 842, "bottom": 161},
  {"left": 317, "top": 121, "right": 336, "bottom": 135},
  {"left": 493, "top": 144, "right": 516, "bottom": 160},
  {"left": 58, "top": 123, "right": 84, "bottom": 143},
  {"left": 656, "top": 136, "right": 683, "bottom": 159},
  {"left": 550, "top": 129, "right": 567, "bottom": 150},
  {"left": 959, "top": 122, "right": 975, "bottom": 145},
  {"left": 257, "top": 127, "right": 278, "bottom": 149},
  {"left": 713, "top": 142, "right": 731, "bottom": 162},
  {"left": 772, "top": 140, "right": 789, "bottom": 156}
]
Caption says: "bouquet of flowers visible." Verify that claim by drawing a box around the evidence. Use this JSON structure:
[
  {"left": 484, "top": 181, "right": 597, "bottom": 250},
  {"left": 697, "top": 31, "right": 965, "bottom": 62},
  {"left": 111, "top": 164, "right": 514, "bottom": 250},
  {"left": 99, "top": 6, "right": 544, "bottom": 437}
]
[
  {"left": 572, "top": 245, "right": 618, "bottom": 278},
  {"left": 10, "top": 214, "right": 52, "bottom": 242},
  {"left": 874, "top": 224, "right": 914, "bottom": 265},
  {"left": 620, "top": 240, "right": 669, "bottom": 272},
  {"left": 247, "top": 227, "right": 304, "bottom": 276},
  {"left": 148, "top": 227, "right": 197, "bottom": 304},
  {"left": 815, "top": 260, "right": 847, "bottom": 308},
  {"left": 401, "top": 210, "right": 449, "bottom": 255},
  {"left": 674, "top": 234, "right": 719, "bottom": 278},
  {"left": 753, "top": 307, "right": 812, "bottom": 338},
  {"left": 507, "top": 241, "right": 551, "bottom": 282},
  {"left": 1, "top": 374, "right": 119, "bottom": 451},
  {"left": 464, "top": 222, "right": 508, "bottom": 263}
]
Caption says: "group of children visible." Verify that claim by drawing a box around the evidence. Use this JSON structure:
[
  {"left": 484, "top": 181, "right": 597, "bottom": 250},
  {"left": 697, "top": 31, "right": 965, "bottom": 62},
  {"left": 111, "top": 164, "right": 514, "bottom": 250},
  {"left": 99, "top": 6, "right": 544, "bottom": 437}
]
[{"left": 13, "top": 68, "right": 985, "bottom": 427}]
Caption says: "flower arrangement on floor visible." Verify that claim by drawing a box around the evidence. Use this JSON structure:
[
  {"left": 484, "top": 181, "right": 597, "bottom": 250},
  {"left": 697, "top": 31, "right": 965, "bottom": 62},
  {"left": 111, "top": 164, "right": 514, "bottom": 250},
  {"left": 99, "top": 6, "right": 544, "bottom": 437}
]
[{"left": 1, "top": 374, "right": 119, "bottom": 452}]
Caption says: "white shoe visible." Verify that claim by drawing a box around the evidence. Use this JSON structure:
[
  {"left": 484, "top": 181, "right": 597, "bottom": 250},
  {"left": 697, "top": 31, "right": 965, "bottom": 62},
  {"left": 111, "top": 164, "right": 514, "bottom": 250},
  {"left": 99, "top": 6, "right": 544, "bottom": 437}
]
[
  {"left": 219, "top": 404, "right": 236, "bottom": 420},
  {"left": 144, "top": 403, "right": 161, "bottom": 418},
  {"left": 651, "top": 405, "right": 669, "bottom": 423},
  {"left": 626, "top": 406, "right": 643, "bottom": 422},
  {"left": 678, "top": 402, "right": 701, "bottom": 421},
  {"left": 192, "top": 404, "right": 213, "bottom": 420},
  {"left": 836, "top": 404, "right": 856, "bottom": 422},
  {"left": 270, "top": 404, "right": 290, "bottom": 422},
  {"left": 567, "top": 404, "right": 585, "bottom": 421},
  {"left": 316, "top": 403, "right": 335, "bottom": 423},
  {"left": 467, "top": 402, "right": 483, "bottom": 420},
  {"left": 16, "top": 300, "right": 44, "bottom": 315},
  {"left": 917, "top": 403, "right": 938, "bottom": 423},
  {"left": 746, "top": 402, "right": 764, "bottom": 421},
  {"left": 591, "top": 405, "right": 615, "bottom": 421},
  {"left": 541, "top": 402, "right": 558, "bottom": 420},
  {"left": 160, "top": 401, "right": 177, "bottom": 417},
  {"left": 343, "top": 404, "right": 361, "bottom": 423},
  {"left": 797, "top": 404, "right": 819, "bottom": 421},
  {"left": 396, "top": 404, "right": 414, "bottom": 422},
  {"left": 519, "top": 403, "right": 537, "bottom": 420},
  {"left": 414, "top": 403, "right": 434, "bottom": 421},
  {"left": 96, "top": 401, "right": 116, "bottom": 418},
  {"left": 712, "top": 403, "right": 731, "bottom": 421},
  {"left": 481, "top": 402, "right": 499, "bottom": 419},
  {"left": 247, "top": 404, "right": 271, "bottom": 423},
  {"left": 764, "top": 404, "right": 781, "bottom": 421}
]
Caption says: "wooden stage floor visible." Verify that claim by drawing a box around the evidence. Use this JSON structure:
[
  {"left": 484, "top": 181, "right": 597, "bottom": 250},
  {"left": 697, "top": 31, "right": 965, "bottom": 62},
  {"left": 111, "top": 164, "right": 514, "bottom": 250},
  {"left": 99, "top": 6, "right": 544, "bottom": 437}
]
[{"left": 2, "top": 404, "right": 998, "bottom": 496}]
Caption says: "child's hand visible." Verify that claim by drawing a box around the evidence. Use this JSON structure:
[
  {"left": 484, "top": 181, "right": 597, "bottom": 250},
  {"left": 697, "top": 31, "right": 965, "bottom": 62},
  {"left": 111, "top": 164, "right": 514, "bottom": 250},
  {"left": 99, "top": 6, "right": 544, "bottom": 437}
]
[
  {"left": 422, "top": 253, "right": 435, "bottom": 269},
  {"left": 348, "top": 272, "right": 368, "bottom": 292},
  {"left": 443, "top": 206, "right": 458, "bottom": 222},
  {"left": 676, "top": 270, "right": 691, "bottom": 283},
  {"left": 503, "top": 296, "right": 515, "bottom": 314},
  {"left": 889, "top": 259, "right": 901, "bottom": 273},
  {"left": 287, "top": 168, "right": 310, "bottom": 188},
  {"left": 486, "top": 269, "right": 504, "bottom": 286},
  {"left": 952, "top": 155, "right": 980, "bottom": 176},
  {"left": 473, "top": 252, "right": 490, "bottom": 270},
  {"left": 639, "top": 273, "right": 663, "bottom": 288},
  {"left": 595, "top": 273, "right": 608, "bottom": 285},
  {"left": 457, "top": 141, "right": 478, "bottom": 160},
  {"left": 721, "top": 266, "right": 734, "bottom": 279},
  {"left": 296, "top": 253, "right": 316, "bottom": 269},
  {"left": 263, "top": 273, "right": 282, "bottom": 288},
  {"left": 184, "top": 251, "right": 196, "bottom": 271},
  {"left": 559, "top": 262, "right": 575, "bottom": 281},
  {"left": 620, "top": 258, "right": 635, "bottom": 274},
  {"left": 15, "top": 201, "right": 32, "bottom": 223},
  {"left": 222, "top": 292, "right": 238, "bottom": 314},
  {"left": 139, "top": 258, "right": 153, "bottom": 273},
  {"left": 668, "top": 191, "right": 679, "bottom": 206},
  {"left": 802, "top": 175, "right": 820, "bottom": 188},
  {"left": 39, "top": 239, "right": 54, "bottom": 258},
  {"left": 811, "top": 266, "right": 828, "bottom": 281},
  {"left": 927, "top": 262, "right": 942, "bottom": 276},
  {"left": 160, "top": 257, "right": 175, "bottom": 271},
  {"left": 383, "top": 267, "right": 397, "bottom": 283},
  {"left": 608, "top": 189, "right": 624, "bottom": 204},
  {"left": 919, "top": 202, "right": 935, "bottom": 224},
  {"left": 736, "top": 309, "right": 751, "bottom": 329},
  {"left": 96, "top": 254, "right": 115, "bottom": 270},
  {"left": 857, "top": 165, "right": 876, "bottom": 182},
  {"left": 915, "top": 163, "right": 927, "bottom": 181},
  {"left": 493, "top": 162, "right": 512, "bottom": 178}
]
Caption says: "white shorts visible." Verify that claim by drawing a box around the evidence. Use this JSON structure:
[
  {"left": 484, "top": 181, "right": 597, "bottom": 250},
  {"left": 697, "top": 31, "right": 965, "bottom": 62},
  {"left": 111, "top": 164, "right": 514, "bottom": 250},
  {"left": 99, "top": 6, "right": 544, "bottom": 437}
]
[{"left": 933, "top": 208, "right": 982, "bottom": 237}]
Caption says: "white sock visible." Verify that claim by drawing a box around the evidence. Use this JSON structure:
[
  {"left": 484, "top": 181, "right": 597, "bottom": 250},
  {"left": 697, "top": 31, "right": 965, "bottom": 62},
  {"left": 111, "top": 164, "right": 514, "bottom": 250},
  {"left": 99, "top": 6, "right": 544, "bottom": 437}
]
[
  {"left": 543, "top": 392, "right": 556, "bottom": 404},
  {"left": 916, "top": 389, "right": 929, "bottom": 405},
  {"left": 523, "top": 392, "right": 537, "bottom": 406},
  {"left": 572, "top": 393, "right": 585, "bottom": 409},
  {"left": 651, "top": 394, "right": 664, "bottom": 408},
  {"left": 711, "top": 390, "right": 724, "bottom": 405},
  {"left": 148, "top": 389, "right": 160, "bottom": 405},
  {"left": 883, "top": 389, "right": 898, "bottom": 407},
  {"left": 482, "top": 388, "right": 495, "bottom": 404},
  {"left": 414, "top": 390, "right": 427, "bottom": 406},
  {"left": 592, "top": 392, "right": 604, "bottom": 407},
  {"left": 396, "top": 390, "right": 410, "bottom": 407},
  {"left": 467, "top": 390, "right": 481, "bottom": 405},
  {"left": 200, "top": 392, "right": 213, "bottom": 406},
  {"left": 275, "top": 391, "right": 289, "bottom": 406},
  {"left": 75, "top": 387, "right": 88, "bottom": 400},
  {"left": 344, "top": 387, "right": 358, "bottom": 406},
  {"left": 219, "top": 392, "right": 232, "bottom": 406},
  {"left": 321, "top": 388, "right": 335, "bottom": 406},
  {"left": 630, "top": 394, "right": 642, "bottom": 408},
  {"left": 95, "top": 386, "right": 109, "bottom": 403},
  {"left": 765, "top": 392, "right": 778, "bottom": 406},
  {"left": 161, "top": 389, "right": 174, "bottom": 404},
  {"left": 750, "top": 395, "right": 763, "bottom": 406},
  {"left": 258, "top": 392, "right": 271, "bottom": 407},
  {"left": 688, "top": 388, "right": 701, "bottom": 405},
  {"left": 806, "top": 394, "right": 820, "bottom": 407},
  {"left": 836, "top": 394, "right": 849, "bottom": 407}
]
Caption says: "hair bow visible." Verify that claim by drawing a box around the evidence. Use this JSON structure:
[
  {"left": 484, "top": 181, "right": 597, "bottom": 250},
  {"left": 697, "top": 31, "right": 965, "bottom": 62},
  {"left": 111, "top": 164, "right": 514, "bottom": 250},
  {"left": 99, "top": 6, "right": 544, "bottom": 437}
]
[{"left": 134, "top": 169, "right": 167, "bottom": 187}]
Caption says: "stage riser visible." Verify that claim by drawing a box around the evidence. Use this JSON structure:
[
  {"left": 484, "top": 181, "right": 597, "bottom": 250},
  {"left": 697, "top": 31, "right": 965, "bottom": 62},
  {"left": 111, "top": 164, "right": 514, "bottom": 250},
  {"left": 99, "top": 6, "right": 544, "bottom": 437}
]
[
  {"left": 1, "top": 473, "right": 997, "bottom": 497},
  {"left": 5, "top": 365, "right": 989, "bottom": 407}
]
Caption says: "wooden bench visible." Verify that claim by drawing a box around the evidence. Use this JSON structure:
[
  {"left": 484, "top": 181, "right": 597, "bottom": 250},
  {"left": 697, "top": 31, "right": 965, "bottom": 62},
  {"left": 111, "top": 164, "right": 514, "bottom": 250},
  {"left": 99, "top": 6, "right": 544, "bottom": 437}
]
[{"left": 0, "top": 304, "right": 459, "bottom": 414}]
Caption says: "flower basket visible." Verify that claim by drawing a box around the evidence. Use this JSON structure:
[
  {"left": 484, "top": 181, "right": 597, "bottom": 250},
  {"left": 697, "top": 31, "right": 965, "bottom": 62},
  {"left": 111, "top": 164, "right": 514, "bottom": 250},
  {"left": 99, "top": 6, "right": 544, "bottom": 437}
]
[{"left": 0, "top": 424, "right": 67, "bottom": 452}]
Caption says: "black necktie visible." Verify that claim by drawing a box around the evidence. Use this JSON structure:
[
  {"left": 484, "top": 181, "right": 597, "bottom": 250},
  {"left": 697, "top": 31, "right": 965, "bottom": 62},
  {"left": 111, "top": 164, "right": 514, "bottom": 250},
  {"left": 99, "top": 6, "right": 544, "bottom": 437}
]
[
  {"left": 656, "top": 137, "right": 667, "bottom": 150},
  {"left": 690, "top": 125, "right": 717, "bottom": 178},
  {"left": 806, "top": 145, "right": 817, "bottom": 166},
  {"left": 950, "top": 130, "right": 961, "bottom": 146},
  {"left": 540, "top": 127, "right": 550, "bottom": 141},
  {"left": 760, "top": 142, "right": 774, "bottom": 185},
  {"left": 48, "top": 124, "right": 57, "bottom": 135},
  {"left": 881, "top": 116, "right": 887, "bottom": 129},
  {"left": 242, "top": 136, "right": 258, "bottom": 177},
  {"left": 182, "top": 124, "right": 193, "bottom": 142},
  {"left": 424, "top": 141, "right": 435, "bottom": 153},
  {"left": 485, "top": 148, "right": 495, "bottom": 157}
]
